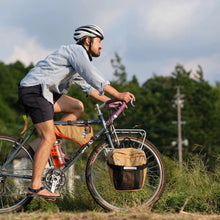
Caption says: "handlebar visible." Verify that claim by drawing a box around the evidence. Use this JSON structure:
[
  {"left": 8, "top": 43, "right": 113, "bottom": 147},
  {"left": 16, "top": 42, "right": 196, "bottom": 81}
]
[
  {"left": 99, "top": 98, "right": 135, "bottom": 109},
  {"left": 98, "top": 98, "right": 134, "bottom": 124}
]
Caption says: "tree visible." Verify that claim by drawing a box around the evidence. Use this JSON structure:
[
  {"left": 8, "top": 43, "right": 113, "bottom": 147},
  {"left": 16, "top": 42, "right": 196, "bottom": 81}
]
[
  {"left": 0, "top": 58, "right": 219, "bottom": 169},
  {"left": 141, "top": 74, "right": 176, "bottom": 155},
  {"left": 111, "top": 53, "right": 127, "bottom": 86},
  {"left": 0, "top": 61, "right": 33, "bottom": 132},
  {"left": 171, "top": 65, "right": 219, "bottom": 168}
]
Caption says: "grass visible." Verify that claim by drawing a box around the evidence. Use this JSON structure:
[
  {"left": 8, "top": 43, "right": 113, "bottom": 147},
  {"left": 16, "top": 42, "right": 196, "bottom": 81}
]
[
  {"left": 153, "top": 155, "right": 220, "bottom": 214},
  {"left": 24, "top": 154, "right": 220, "bottom": 214}
]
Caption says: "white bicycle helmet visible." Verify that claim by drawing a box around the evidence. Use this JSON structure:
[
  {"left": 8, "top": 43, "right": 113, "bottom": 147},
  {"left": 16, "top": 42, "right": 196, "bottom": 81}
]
[{"left": 74, "top": 24, "right": 104, "bottom": 42}]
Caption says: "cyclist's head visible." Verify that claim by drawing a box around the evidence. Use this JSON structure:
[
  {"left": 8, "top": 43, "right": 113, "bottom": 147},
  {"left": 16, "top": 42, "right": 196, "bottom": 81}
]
[{"left": 73, "top": 24, "right": 104, "bottom": 44}]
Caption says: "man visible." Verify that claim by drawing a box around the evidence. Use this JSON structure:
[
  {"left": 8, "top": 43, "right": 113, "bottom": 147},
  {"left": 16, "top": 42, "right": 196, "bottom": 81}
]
[{"left": 18, "top": 24, "right": 135, "bottom": 199}]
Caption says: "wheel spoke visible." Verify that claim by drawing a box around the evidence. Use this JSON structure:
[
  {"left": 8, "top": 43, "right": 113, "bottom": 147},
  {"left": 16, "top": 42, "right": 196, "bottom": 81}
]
[
  {"left": 0, "top": 134, "right": 34, "bottom": 213},
  {"left": 86, "top": 135, "right": 166, "bottom": 211}
]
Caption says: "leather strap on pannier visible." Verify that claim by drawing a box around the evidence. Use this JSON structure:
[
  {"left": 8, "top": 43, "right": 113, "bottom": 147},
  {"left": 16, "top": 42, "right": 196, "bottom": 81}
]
[{"left": 107, "top": 161, "right": 147, "bottom": 170}]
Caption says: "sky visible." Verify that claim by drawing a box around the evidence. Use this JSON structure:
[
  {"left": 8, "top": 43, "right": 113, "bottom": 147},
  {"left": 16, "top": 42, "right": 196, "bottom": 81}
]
[{"left": 0, "top": 0, "right": 220, "bottom": 85}]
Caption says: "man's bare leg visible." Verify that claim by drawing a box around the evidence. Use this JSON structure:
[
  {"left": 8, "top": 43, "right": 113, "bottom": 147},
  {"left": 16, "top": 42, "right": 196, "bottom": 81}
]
[
  {"left": 54, "top": 95, "right": 84, "bottom": 120},
  {"left": 29, "top": 95, "right": 84, "bottom": 196},
  {"left": 30, "top": 120, "right": 59, "bottom": 197}
]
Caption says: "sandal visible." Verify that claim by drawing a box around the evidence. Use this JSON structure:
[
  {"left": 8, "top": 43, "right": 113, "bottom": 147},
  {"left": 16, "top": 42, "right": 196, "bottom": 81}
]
[{"left": 27, "top": 186, "right": 60, "bottom": 199}]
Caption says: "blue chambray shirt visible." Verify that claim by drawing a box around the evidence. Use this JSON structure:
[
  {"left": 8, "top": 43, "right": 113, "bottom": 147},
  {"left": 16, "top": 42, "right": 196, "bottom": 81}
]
[{"left": 20, "top": 44, "right": 110, "bottom": 104}]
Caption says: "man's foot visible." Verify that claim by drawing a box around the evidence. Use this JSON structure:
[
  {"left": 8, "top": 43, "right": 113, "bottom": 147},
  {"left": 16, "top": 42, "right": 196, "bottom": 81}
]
[{"left": 27, "top": 186, "right": 60, "bottom": 199}]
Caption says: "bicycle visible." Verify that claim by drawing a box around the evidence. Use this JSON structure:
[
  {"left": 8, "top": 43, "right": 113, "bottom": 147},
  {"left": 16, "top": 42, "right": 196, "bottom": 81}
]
[{"left": 0, "top": 99, "right": 166, "bottom": 213}]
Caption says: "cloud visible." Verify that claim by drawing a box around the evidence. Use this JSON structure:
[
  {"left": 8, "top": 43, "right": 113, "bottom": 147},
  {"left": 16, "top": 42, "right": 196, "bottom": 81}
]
[
  {"left": 0, "top": 27, "right": 53, "bottom": 66},
  {"left": 121, "top": 51, "right": 220, "bottom": 86},
  {"left": 158, "top": 53, "right": 220, "bottom": 85},
  {"left": 7, "top": 39, "right": 53, "bottom": 66},
  {"left": 0, "top": 0, "right": 219, "bottom": 86},
  {"left": 145, "top": 1, "right": 199, "bottom": 39},
  {"left": 138, "top": 0, "right": 215, "bottom": 41},
  {"left": 183, "top": 54, "right": 220, "bottom": 84}
]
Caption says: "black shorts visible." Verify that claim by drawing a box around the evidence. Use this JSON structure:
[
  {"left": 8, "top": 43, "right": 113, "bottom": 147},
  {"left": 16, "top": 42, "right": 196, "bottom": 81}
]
[{"left": 18, "top": 85, "right": 62, "bottom": 124}]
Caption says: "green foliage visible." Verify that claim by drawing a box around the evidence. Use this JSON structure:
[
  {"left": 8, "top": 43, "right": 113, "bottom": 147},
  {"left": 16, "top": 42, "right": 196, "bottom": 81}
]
[
  {"left": 0, "top": 61, "right": 34, "bottom": 134},
  {"left": 154, "top": 156, "right": 220, "bottom": 214},
  {"left": 26, "top": 197, "right": 59, "bottom": 213},
  {"left": 0, "top": 56, "right": 220, "bottom": 213},
  {"left": 25, "top": 155, "right": 220, "bottom": 214},
  {"left": 170, "top": 65, "right": 220, "bottom": 168},
  {"left": 111, "top": 52, "right": 127, "bottom": 86},
  {"left": 111, "top": 60, "right": 220, "bottom": 170},
  {"left": 1, "top": 57, "right": 219, "bottom": 167}
]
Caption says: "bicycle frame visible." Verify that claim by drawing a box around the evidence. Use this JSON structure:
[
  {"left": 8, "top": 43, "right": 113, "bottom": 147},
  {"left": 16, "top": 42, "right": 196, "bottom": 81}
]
[
  {"left": 1, "top": 100, "right": 141, "bottom": 180},
  {"left": 54, "top": 101, "right": 129, "bottom": 172},
  {"left": 0, "top": 98, "right": 168, "bottom": 212}
]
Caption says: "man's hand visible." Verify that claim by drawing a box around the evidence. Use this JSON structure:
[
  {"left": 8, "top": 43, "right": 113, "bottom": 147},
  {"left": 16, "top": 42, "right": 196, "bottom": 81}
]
[
  {"left": 104, "top": 85, "right": 136, "bottom": 103},
  {"left": 117, "top": 92, "right": 135, "bottom": 103}
]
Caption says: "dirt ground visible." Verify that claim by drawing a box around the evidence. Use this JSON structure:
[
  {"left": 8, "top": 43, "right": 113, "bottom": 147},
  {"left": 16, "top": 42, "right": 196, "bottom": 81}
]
[{"left": 0, "top": 211, "right": 219, "bottom": 220}]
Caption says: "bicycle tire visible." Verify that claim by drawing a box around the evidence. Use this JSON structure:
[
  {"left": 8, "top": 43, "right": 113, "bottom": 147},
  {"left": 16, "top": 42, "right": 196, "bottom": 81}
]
[
  {"left": 0, "top": 133, "right": 34, "bottom": 213},
  {"left": 86, "top": 134, "right": 166, "bottom": 211}
]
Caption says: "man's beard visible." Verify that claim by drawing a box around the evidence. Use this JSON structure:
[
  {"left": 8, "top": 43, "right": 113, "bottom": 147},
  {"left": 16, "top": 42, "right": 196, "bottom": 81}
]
[{"left": 91, "top": 50, "right": 101, "bottom": 57}]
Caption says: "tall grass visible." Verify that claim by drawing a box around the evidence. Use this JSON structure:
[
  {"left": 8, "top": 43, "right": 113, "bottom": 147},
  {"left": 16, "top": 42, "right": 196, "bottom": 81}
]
[
  {"left": 153, "top": 155, "right": 220, "bottom": 214},
  {"left": 26, "top": 154, "right": 220, "bottom": 214}
]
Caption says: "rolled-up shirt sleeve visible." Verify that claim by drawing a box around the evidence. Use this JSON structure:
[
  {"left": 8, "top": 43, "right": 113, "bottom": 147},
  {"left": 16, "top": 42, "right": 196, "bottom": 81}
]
[
  {"left": 71, "top": 73, "right": 96, "bottom": 96},
  {"left": 68, "top": 46, "right": 110, "bottom": 96}
]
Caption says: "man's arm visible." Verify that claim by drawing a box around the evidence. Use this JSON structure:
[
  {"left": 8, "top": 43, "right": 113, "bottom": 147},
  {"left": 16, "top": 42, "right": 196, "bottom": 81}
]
[
  {"left": 90, "top": 85, "right": 135, "bottom": 103},
  {"left": 89, "top": 89, "right": 111, "bottom": 102}
]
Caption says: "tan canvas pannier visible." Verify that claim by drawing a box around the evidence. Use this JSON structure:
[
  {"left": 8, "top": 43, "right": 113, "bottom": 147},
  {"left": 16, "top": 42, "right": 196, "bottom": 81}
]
[
  {"left": 107, "top": 148, "right": 147, "bottom": 192},
  {"left": 54, "top": 124, "right": 93, "bottom": 146}
]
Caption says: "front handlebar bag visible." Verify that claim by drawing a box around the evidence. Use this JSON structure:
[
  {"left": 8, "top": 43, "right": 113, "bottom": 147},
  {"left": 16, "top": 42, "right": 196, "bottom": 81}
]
[{"left": 107, "top": 148, "right": 147, "bottom": 192}]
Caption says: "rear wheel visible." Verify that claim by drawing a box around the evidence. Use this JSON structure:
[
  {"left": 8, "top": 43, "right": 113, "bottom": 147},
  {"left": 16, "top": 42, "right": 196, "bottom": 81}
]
[
  {"left": 86, "top": 135, "right": 166, "bottom": 211},
  {"left": 0, "top": 133, "right": 34, "bottom": 213}
]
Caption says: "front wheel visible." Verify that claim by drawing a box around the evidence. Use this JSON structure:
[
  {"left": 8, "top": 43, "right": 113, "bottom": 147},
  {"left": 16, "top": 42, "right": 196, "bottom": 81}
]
[
  {"left": 0, "top": 133, "right": 34, "bottom": 213},
  {"left": 86, "top": 135, "right": 166, "bottom": 211}
]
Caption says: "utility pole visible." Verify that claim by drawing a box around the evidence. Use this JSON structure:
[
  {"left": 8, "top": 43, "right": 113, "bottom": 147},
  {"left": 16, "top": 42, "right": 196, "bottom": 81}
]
[
  {"left": 172, "top": 86, "right": 188, "bottom": 167},
  {"left": 176, "top": 86, "right": 183, "bottom": 166}
]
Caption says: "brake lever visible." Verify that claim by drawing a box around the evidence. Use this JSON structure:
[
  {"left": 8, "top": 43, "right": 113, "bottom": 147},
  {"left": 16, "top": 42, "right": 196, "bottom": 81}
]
[{"left": 130, "top": 98, "right": 135, "bottom": 107}]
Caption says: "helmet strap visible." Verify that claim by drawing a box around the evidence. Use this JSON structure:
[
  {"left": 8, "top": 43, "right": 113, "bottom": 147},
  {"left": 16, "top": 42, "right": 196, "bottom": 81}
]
[
  {"left": 81, "top": 37, "right": 93, "bottom": 61},
  {"left": 87, "top": 37, "right": 93, "bottom": 61}
]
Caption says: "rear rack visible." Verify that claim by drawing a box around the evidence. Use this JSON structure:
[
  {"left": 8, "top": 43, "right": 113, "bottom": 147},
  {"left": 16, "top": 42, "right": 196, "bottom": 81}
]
[
  {"left": 110, "top": 128, "right": 146, "bottom": 149},
  {"left": 115, "top": 129, "right": 146, "bottom": 141}
]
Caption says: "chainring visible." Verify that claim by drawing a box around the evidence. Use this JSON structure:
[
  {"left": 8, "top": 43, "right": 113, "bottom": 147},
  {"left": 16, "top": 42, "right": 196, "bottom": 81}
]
[{"left": 44, "top": 168, "right": 66, "bottom": 192}]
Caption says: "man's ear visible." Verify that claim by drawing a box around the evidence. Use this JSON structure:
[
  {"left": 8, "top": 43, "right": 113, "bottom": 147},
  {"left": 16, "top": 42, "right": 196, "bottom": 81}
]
[{"left": 84, "top": 37, "right": 91, "bottom": 46}]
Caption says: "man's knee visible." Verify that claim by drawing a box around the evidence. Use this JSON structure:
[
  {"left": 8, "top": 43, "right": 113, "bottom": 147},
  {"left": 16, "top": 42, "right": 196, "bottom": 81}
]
[
  {"left": 77, "top": 100, "right": 84, "bottom": 113},
  {"left": 74, "top": 100, "right": 84, "bottom": 117},
  {"left": 41, "top": 134, "right": 56, "bottom": 147}
]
